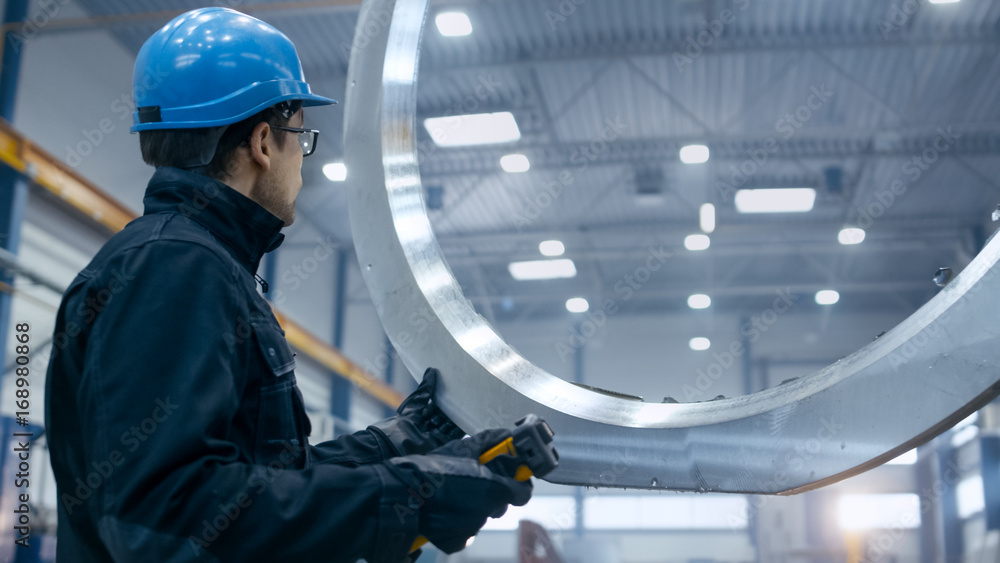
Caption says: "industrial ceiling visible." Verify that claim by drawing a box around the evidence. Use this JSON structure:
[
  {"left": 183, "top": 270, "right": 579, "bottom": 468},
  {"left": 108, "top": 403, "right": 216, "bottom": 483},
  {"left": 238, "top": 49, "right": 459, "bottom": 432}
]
[{"left": 41, "top": 0, "right": 1000, "bottom": 325}]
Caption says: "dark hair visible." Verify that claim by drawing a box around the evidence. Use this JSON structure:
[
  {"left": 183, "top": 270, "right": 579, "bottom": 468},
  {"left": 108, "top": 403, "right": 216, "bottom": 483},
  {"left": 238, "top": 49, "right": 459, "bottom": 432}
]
[{"left": 139, "top": 100, "right": 303, "bottom": 180}]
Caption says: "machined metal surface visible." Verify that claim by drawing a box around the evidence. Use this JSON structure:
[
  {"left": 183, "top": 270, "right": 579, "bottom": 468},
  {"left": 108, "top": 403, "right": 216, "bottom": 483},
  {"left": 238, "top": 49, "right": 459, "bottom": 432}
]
[{"left": 343, "top": 0, "right": 1000, "bottom": 493}]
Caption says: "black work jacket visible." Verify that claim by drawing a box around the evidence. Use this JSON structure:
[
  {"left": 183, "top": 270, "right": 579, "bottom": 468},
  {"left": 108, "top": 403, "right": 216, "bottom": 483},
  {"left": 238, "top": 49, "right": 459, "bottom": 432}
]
[{"left": 44, "top": 167, "right": 415, "bottom": 562}]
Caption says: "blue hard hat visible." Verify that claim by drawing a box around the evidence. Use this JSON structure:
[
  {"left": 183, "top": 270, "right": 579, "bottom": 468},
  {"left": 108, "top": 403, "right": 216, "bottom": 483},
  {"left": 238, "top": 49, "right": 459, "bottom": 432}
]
[{"left": 131, "top": 7, "right": 337, "bottom": 132}]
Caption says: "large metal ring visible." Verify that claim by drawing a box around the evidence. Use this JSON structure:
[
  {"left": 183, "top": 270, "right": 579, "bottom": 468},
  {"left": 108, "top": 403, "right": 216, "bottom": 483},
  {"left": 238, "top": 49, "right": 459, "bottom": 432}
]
[{"left": 343, "top": 0, "right": 1000, "bottom": 493}]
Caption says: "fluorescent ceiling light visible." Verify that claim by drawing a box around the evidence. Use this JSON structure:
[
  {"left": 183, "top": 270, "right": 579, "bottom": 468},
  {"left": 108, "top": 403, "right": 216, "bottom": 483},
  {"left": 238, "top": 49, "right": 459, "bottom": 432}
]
[
  {"left": 815, "top": 290, "right": 840, "bottom": 305},
  {"left": 689, "top": 337, "right": 711, "bottom": 351},
  {"left": 566, "top": 297, "right": 589, "bottom": 313},
  {"left": 688, "top": 294, "right": 711, "bottom": 310},
  {"left": 735, "top": 188, "right": 816, "bottom": 214},
  {"left": 838, "top": 227, "right": 866, "bottom": 245},
  {"left": 684, "top": 234, "right": 711, "bottom": 251},
  {"left": 679, "top": 144, "right": 709, "bottom": 164},
  {"left": 508, "top": 259, "right": 577, "bottom": 281},
  {"left": 886, "top": 449, "right": 918, "bottom": 465},
  {"left": 435, "top": 12, "right": 472, "bottom": 36},
  {"left": 700, "top": 203, "right": 716, "bottom": 233},
  {"left": 500, "top": 154, "right": 530, "bottom": 173},
  {"left": 323, "top": 162, "right": 347, "bottom": 182},
  {"left": 929, "top": 0, "right": 959, "bottom": 4},
  {"left": 424, "top": 112, "right": 521, "bottom": 147},
  {"left": 539, "top": 240, "right": 565, "bottom": 257}
]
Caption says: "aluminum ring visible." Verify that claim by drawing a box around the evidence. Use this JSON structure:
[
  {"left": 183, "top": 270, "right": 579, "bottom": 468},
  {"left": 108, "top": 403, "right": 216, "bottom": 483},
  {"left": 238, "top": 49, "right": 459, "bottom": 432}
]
[{"left": 343, "top": 0, "right": 1000, "bottom": 492}]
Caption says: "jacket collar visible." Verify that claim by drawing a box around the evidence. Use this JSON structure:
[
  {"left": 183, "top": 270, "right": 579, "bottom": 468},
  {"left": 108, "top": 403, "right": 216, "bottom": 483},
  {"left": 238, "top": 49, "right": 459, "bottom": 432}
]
[{"left": 142, "top": 167, "right": 285, "bottom": 273}]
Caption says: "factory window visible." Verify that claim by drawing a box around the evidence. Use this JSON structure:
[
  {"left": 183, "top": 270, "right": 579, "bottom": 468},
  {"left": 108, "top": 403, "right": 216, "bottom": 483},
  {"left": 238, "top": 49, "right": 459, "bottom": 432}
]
[
  {"left": 837, "top": 494, "right": 921, "bottom": 530},
  {"left": 957, "top": 475, "right": 985, "bottom": 519},
  {"left": 584, "top": 496, "right": 748, "bottom": 531},
  {"left": 481, "top": 496, "right": 577, "bottom": 532}
]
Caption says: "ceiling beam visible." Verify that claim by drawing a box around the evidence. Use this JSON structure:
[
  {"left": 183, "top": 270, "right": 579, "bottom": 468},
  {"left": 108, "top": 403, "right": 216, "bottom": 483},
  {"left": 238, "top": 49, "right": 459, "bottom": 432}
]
[
  {"left": 387, "top": 280, "right": 937, "bottom": 306},
  {"left": 442, "top": 238, "right": 965, "bottom": 268},
  {"left": 435, "top": 218, "right": 981, "bottom": 247},
  {"left": 418, "top": 129, "right": 1000, "bottom": 180},
  {"left": 420, "top": 32, "right": 1000, "bottom": 76}
]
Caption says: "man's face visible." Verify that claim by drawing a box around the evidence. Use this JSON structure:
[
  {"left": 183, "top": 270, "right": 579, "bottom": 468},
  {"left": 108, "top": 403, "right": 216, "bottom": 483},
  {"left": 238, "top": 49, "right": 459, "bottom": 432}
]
[{"left": 250, "top": 109, "right": 305, "bottom": 226}]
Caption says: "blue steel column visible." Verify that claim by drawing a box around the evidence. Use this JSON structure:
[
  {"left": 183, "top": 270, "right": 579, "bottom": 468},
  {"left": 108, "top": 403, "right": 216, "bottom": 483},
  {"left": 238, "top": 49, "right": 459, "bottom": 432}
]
[
  {"left": 382, "top": 333, "right": 395, "bottom": 419},
  {"left": 740, "top": 317, "right": 761, "bottom": 563},
  {"left": 981, "top": 436, "right": 1000, "bottom": 531},
  {"left": 0, "top": 0, "right": 30, "bottom": 399},
  {"left": 0, "top": 3, "right": 32, "bottom": 561},
  {"left": 916, "top": 445, "right": 942, "bottom": 563},
  {"left": 740, "top": 316, "right": 754, "bottom": 395},
  {"left": 331, "top": 249, "right": 351, "bottom": 434},
  {"left": 572, "top": 335, "right": 585, "bottom": 539},
  {"left": 939, "top": 445, "right": 963, "bottom": 562}
]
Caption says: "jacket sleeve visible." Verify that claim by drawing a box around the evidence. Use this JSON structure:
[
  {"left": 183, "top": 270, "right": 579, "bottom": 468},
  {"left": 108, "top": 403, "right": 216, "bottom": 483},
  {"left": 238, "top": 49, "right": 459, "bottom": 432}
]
[
  {"left": 81, "top": 240, "right": 417, "bottom": 562},
  {"left": 309, "top": 428, "right": 396, "bottom": 467}
]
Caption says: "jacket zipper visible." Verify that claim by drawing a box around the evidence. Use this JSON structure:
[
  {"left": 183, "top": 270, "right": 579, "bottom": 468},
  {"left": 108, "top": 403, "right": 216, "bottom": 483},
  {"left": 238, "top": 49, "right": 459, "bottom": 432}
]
[{"left": 254, "top": 273, "right": 270, "bottom": 294}]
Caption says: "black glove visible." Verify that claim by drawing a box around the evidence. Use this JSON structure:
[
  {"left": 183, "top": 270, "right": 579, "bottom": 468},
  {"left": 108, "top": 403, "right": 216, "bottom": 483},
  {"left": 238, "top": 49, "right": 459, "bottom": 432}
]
[
  {"left": 309, "top": 369, "right": 465, "bottom": 467},
  {"left": 368, "top": 367, "right": 466, "bottom": 457},
  {"left": 428, "top": 428, "right": 525, "bottom": 479},
  {"left": 383, "top": 450, "right": 532, "bottom": 554}
]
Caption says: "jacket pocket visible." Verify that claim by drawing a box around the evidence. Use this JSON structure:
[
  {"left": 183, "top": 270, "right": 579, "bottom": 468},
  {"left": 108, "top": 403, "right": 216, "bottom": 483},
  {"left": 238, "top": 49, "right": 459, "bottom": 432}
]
[{"left": 252, "top": 321, "right": 309, "bottom": 468}]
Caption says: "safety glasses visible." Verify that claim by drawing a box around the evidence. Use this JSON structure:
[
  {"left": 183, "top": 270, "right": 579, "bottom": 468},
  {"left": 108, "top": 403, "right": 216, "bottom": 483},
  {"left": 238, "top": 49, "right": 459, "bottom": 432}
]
[{"left": 271, "top": 126, "right": 320, "bottom": 157}]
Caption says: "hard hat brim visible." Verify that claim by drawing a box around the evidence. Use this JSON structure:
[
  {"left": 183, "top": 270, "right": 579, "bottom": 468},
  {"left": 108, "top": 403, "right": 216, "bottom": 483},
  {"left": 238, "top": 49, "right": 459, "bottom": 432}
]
[{"left": 131, "top": 81, "right": 338, "bottom": 132}]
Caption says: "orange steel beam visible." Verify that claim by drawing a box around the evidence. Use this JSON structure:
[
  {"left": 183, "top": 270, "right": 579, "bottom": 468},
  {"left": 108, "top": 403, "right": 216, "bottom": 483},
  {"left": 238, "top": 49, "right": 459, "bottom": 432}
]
[
  {"left": 273, "top": 309, "right": 404, "bottom": 407},
  {"left": 0, "top": 2, "right": 363, "bottom": 36},
  {"left": 0, "top": 120, "right": 133, "bottom": 232},
  {"left": 0, "top": 118, "right": 402, "bottom": 408}
]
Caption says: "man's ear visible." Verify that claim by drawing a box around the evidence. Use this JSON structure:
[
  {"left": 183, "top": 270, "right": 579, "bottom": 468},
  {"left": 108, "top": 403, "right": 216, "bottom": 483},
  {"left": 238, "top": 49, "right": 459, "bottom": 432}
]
[{"left": 246, "top": 121, "right": 272, "bottom": 172}]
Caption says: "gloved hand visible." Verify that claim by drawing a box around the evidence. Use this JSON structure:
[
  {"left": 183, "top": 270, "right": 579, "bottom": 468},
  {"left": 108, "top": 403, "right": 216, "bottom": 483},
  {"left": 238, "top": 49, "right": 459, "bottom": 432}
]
[
  {"left": 428, "top": 428, "right": 525, "bottom": 479},
  {"left": 368, "top": 367, "right": 466, "bottom": 457},
  {"left": 308, "top": 368, "right": 465, "bottom": 467},
  {"left": 383, "top": 449, "right": 532, "bottom": 554}
]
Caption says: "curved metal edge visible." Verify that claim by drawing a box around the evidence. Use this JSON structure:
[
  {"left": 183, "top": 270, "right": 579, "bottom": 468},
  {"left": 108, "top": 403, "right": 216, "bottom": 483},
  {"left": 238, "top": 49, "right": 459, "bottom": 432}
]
[{"left": 343, "top": 0, "right": 1000, "bottom": 493}]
